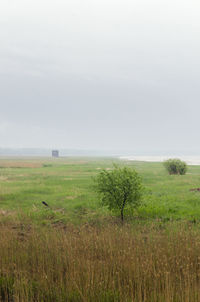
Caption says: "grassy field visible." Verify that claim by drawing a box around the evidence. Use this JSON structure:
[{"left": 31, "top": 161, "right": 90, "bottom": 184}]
[
  {"left": 1, "top": 157, "right": 200, "bottom": 301},
  {"left": 1, "top": 156, "right": 200, "bottom": 223}
]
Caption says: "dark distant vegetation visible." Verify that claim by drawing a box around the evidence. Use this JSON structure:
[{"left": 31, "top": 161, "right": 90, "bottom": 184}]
[
  {"left": 95, "top": 165, "right": 142, "bottom": 222},
  {"left": 0, "top": 157, "right": 200, "bottom": 301},
  {"left": 163, "top": 158, "right": 187, "bottom": 175}
]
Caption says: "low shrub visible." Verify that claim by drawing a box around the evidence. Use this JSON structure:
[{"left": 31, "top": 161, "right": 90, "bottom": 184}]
[{"left": 163, "top": 158, "right": 187, "bottom": 175}]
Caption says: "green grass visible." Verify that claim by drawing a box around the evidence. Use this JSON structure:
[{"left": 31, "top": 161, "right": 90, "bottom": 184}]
[
  {"left": 0, "top": 157, "right": 200, "bottom": 224},
  {"left": 1, "top": 157, "right": 200, "bottom": 301}
]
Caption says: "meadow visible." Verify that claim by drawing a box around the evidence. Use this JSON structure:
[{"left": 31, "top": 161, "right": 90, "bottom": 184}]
[
  {"left": 1, "top": 157, "right": 200, "bottom": 301},
  {"left": 1, "top": 157, "right": 200, "bottom": 222}
]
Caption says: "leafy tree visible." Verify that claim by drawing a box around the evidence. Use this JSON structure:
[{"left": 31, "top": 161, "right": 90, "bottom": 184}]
[
  {"left": 163, "top": 158, "right": 187, "bottom": 175},
  {"left": 95, "top": 165, "right": 142, "bottom": 223}
]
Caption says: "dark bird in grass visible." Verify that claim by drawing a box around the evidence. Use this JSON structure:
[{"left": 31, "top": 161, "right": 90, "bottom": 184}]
[{"left": 42, "top": 201, "right": 49, "bottom": 207}]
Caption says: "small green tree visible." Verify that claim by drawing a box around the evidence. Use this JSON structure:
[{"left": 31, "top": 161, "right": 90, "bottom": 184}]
[
  {"left": 163, "top": 158, "right": 187, "bottom": 175},
  {"left": 95, "top": 165, "right": 142, "bottom": 223}
]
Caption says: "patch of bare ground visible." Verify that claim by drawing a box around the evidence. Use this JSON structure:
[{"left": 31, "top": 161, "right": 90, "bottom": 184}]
[
  {"left": 0, "top": 210, "right": 7, "bottom": 216},
  {"left": 190, "top": 188, "right": 200, "bottom": 192},
  {"left": 0, "top": 161, "right": 43, "bottom": 168},
  {"left": 0, "top": 209, "right": 16, "bottom": 216},
  {"left": 0, "top": 176, "right": 9, "bottom": 181},
  {"left": 65, "top": 196, "right": 76, "bottom": 200}
]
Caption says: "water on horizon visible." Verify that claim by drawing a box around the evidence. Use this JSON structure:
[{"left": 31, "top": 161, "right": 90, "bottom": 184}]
[{"left": 120, "top": 155, "right": 200, "bottom": 165}]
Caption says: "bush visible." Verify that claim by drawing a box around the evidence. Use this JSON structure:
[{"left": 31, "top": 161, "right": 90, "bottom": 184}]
[
  {"left": 95, "top": 165, "right": 142, "bottom": 222},
  {"left": 163, "top": 158, "right": 187, "bottom": 175}
]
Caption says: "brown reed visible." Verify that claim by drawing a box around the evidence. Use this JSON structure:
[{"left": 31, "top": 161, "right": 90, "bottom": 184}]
[{"left": 0, "top": 221, "right": 200, "bottom": 302}]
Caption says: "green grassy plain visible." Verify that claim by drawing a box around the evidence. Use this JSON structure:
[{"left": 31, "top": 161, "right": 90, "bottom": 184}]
[
  {"left": 0, "top": 156, "right": 200, "bottom": 223},
  {"left": 1, "top": 157, "right": 200, "bottom": 301}
]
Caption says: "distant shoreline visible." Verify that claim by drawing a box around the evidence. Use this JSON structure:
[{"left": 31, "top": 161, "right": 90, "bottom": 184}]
[{"left": 120, "top": 156, "right": 200, "bottom": 165}]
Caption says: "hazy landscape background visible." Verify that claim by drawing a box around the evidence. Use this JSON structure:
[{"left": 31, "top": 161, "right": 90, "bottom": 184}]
[
  {"left": 2, "top": 148, "right": 200, "bottom": 165},
  {"left": 1, "top": 0, "right": 200, "bottom": 154}
]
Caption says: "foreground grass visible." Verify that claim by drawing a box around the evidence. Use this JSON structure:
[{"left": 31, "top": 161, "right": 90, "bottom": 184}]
[{"left": 0, "top": 220, "right": 200, "bottom": 302}]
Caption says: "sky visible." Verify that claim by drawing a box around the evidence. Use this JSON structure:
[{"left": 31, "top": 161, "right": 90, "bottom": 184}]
[{"left": 1, "top": 0, "right": 200, "bottom": 152}]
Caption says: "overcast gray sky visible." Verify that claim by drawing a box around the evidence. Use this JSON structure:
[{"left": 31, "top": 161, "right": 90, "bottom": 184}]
[{"left": 1, "top": 0, "right": 200, "bottom": 152}]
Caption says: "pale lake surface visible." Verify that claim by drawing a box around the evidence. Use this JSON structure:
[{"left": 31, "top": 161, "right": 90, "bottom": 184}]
[{"left": 120, "top": 156, "right": 200, "bottom": 165}]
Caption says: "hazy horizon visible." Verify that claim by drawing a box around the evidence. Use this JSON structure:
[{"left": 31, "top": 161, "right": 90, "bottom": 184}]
[
  {"left": 1, "top": 147, "right": 200, "bottom": 157},
  {"left": 1, "top": 0, "right": 200, "bottom": 151}
]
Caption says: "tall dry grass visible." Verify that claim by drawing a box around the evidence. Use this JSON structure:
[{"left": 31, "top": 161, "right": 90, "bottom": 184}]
[{"left": 0, "top": 221, "right": 200, "bottom": 302}]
